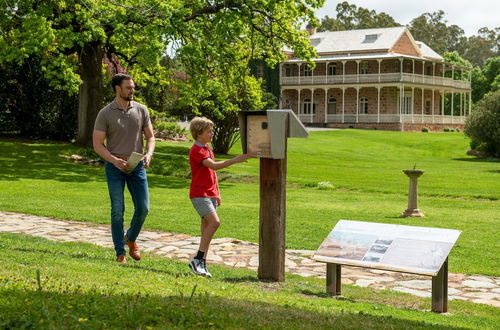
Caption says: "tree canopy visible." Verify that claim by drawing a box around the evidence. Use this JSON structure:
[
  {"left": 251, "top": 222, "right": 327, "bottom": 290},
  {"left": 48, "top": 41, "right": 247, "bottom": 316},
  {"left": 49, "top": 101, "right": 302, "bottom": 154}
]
[
  {"left": 0, "top": 0, "right": 324, "bottom": 146},
  {"left": 318, "top": 1, "right": 400, "bottom": 32},
  {"left": 317, "top": 3, "right": 498, "bottom": 69}
]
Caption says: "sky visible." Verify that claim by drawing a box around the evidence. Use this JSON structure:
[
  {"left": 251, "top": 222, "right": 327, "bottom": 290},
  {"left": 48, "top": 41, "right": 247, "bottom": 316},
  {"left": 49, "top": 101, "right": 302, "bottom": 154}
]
[{"left": 315, "top": 0, "right": 499, "bottom": 37}]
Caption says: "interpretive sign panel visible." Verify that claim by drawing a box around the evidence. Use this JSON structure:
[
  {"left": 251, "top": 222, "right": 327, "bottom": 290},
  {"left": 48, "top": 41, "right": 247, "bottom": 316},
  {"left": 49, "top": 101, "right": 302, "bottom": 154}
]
[{"left": 314, "top": 220, "right": 461, "bottom": 276}]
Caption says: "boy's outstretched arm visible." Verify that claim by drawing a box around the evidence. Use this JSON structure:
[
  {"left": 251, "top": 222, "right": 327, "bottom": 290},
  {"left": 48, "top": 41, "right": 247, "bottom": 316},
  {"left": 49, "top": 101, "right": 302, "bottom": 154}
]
[{"left": 202, "top": 152, "right": 257, "bottom": 171}]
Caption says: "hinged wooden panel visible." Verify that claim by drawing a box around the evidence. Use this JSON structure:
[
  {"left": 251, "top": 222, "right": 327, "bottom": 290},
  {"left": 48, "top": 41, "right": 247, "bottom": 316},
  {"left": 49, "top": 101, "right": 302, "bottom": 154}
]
[{"left": 247, "top": 115, "right": 271, "bottom": 158}]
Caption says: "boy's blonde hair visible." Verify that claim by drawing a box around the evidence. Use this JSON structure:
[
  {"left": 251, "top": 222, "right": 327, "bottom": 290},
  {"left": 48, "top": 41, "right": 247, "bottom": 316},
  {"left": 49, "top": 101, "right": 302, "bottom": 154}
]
[{"left": 190, "top": 116, "right": 214, "bottom": 140}]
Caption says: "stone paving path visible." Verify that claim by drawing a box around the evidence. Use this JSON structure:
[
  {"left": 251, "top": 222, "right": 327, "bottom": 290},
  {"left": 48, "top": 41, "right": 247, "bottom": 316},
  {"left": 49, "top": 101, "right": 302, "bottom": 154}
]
[{"left": 1, "top": 211, "right": 499, "bottom": 308}]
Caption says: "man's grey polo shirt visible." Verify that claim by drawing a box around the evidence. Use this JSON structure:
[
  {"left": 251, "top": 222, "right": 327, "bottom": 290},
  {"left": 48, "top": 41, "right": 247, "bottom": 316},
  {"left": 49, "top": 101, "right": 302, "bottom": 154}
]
[{"left": 94, "top": 100, "right": 151, "bottom": 158}]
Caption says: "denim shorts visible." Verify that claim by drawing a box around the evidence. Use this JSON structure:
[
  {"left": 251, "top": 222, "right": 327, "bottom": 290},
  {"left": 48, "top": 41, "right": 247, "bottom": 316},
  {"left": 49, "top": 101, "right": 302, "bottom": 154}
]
[{"left": 191, "top": 197, "right": 218, "bottom": 217}]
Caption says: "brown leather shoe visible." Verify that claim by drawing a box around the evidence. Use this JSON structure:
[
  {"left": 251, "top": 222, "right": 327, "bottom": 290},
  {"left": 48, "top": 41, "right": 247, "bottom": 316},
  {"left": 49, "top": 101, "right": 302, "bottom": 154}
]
[
  {"left": 116, "top": 255, "right": 127, "bottom": 264},
  {"left": 125, "top": 235, "right": 141, "bottom": 261}
]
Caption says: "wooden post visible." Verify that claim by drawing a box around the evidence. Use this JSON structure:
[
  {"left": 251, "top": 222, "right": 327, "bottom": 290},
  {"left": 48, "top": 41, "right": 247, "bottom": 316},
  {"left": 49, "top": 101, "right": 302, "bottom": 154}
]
[
  {"left": 258, "top": 154, "right": 287, "bottom": 281},
  {"left": 326, "top": 263, "right": 342, "bottom": 295},
  {"left": 432, "top": 257, "right": 448, "bottom": 313}
]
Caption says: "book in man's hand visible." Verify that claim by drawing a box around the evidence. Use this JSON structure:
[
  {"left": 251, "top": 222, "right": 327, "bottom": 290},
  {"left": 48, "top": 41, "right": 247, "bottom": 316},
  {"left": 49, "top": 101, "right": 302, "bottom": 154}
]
[{"left": 126, "top": 152, "right": 143, "bottom": 171}]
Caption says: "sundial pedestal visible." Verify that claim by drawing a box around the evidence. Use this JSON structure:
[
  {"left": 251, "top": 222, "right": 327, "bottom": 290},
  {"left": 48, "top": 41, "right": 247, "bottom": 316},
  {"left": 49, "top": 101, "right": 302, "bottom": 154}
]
[{"left": 401, "top": 169, "right": 425, "bottom": 218}]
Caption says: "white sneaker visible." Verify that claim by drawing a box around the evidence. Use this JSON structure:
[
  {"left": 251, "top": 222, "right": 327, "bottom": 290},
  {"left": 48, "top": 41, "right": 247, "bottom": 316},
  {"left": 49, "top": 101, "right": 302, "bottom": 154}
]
[
  {"left": 189, "top": 258, "right": 207, "bottom": 276},
  {"left": 203, "top": 262, "right": 212, "bottom": 278}
]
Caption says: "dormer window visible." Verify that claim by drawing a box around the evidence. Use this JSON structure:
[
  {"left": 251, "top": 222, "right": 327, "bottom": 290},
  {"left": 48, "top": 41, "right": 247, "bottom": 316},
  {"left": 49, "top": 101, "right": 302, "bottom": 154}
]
[
  {"left": 363, "top": 34, "right": 380, "bottom": 43},
  {"left": 310, "top": 38, "right": 322, "bottom": 46}
]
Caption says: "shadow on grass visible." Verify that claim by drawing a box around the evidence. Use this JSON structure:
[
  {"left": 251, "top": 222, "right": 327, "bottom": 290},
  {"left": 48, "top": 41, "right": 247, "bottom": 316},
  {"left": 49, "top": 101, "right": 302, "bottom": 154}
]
[
  {"left": 221, "top": 276, "right": 261, "bottom": 283},
  {"left": 453, "top": 157, "right": 500, "bottom": 163},
  {"left": 299, "top": 289, "right": 355, "bottom": 301},
  {"left": 0, "top": 141, "right": 104, "bottom": 182},
  {"left": 0, "top": 288, "right": 463, "bottom": 329},
  {"left": 0, "top": 139, "right": 191, "bottom": 189},
  {"left": 0, "top": 233, "right": 489, "bottom": 329}
]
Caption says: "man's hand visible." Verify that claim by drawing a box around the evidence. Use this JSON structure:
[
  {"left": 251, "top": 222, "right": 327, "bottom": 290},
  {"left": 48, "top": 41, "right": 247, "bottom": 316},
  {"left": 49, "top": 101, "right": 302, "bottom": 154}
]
[
  {"left": 142, "top": 153, "right": 153, "bottom": 168},
  {"left": 112, "top": 157, "right": 128, "bottom": 172},
  {"left": 216, "top": 197, "right": 222, "bottom": 206}
]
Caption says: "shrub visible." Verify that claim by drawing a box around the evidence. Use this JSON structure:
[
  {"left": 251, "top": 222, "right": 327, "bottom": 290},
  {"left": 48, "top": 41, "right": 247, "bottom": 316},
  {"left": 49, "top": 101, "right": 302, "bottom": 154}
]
[
  {"left": 421, "top": 127, "right": 429, "bottom": 132},
  {"left": 443, "top": 127, "right": 450, "bottom": 132},
  {"left": 154, "top": 121, "right": 188, "bottom": 140},
  {"left": 464, "top": 90, "right": 500, "bottom": 157}
]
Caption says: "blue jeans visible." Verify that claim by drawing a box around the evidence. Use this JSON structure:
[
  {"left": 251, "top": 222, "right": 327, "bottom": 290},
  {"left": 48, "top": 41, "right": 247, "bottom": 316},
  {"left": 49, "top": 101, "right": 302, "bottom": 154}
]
[{"left": 105, "top": 161, "right": 149, "bottom": 256}]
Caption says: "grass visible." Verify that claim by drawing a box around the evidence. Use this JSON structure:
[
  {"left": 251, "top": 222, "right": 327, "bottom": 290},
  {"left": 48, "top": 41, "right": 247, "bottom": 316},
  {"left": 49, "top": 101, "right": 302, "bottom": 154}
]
[
  {"left": 0, "top": 130, "right": 498, "bottom": 276},
  {"left": 1, "top": 233, "right": 499, "bottom": 329},
  {"left": 228, "top": 129, "right": 500, "bottom": 200}
]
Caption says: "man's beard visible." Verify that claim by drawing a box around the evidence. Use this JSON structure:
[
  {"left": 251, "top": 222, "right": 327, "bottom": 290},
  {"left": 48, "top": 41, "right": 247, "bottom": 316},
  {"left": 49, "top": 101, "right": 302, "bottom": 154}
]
[{"left": 123, "top": 94, "right": 133, "bottom": 101}]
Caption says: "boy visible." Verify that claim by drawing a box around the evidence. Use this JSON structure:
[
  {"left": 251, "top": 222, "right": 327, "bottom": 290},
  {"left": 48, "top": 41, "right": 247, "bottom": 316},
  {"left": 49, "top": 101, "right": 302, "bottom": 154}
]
[{"left": 188, "top": 116, "right": 255, "bottom": 277}]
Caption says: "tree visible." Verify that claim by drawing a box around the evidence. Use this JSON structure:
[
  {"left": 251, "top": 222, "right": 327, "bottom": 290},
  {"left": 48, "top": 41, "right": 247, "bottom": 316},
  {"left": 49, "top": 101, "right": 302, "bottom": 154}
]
[
  {"left": 442, "top": 52, "right": 472, "bottom": 115},
  {"left": 408, "top": 11, "right": 466, "bottom": 55},
  {"left": 471, "top": 67, "right": 489, "bottom": 103},
  {"left": 443, "top": 51, "right": 471, "bottom": 78},
  {"left": 482, "top": 56, "right": 500, "bottom": 86},
  {"left": 462, "top": 28, "right": 498, "bottom": 67},
  {"left": 0, "top": 0, "right": 323, "bottom": 146},
  {"left": 470, "top": 57, "right": 500, "bottom": 102},
  {"left": 318, "top": 1, "right": 399, "bottom": 32},
  {"left": 178, "top": 73, "right": 265, "bottom": 154},
  {"left": 0, "top": 56, "right": 77, "bottom": 139},
  {"left": 317, "top": 15, "right": 345, "bottom": 32},
  {"left": 465, "top": 90, "right": 500, "bottom": 157}
]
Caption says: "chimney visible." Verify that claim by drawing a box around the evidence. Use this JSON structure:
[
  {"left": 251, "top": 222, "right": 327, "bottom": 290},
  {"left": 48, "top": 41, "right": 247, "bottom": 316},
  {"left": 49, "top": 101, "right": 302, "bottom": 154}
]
[{"left": 306, "top": 23, "right": 317, "bottom": 35}]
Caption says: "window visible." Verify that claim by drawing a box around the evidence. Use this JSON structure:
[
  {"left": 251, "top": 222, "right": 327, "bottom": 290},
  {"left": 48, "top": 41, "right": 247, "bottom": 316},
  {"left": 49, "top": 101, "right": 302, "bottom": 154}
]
[
  {"left": 364, "top": 34, "right": 379, "bottom": 43},
  {"left": 328, "top": 63, "right": 337, "bottom": 76},
  {"left": 395, "top": 61, "right": 400, "bottom": 72},
  {"left": 406, "top": 61, "right": 412, "bottom": 73},
  {"left": 359, "top": 97, "right": 368, "bottom": 114},
  {"left": 398, "top": 92, "right": 412, "bottom": 114},
  {"left": 425, "top": 100, "right": 431, "bottom": 115},
  {"left": 426, "top": 65, "right": 432, "bottom": 76},
  {"left": 303, "top": 65, "right": 312, "bottom": 76},
  {"left": 360, "top": 62, "right": 369, "bottom": 74},
  {"left": 302, "top": 98, "right": 315, "bottom": 114},
  {"left": 285, "top": 65, "right": 291, "bottom": 77},
  {"left": 328, "top": 98, "right": 337, "bottom": 114},
  {"left": 256, "top": 62, "right": 264, "bottom": 78}
]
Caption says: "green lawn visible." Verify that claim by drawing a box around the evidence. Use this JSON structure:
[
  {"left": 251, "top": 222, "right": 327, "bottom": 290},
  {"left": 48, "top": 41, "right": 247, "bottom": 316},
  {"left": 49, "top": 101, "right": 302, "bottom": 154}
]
[
  {"left": 0, "top": 130, "right": 498, "bottom": 276},
  {"left": 1, "top": 233, "right": 498, "bottom": 329}
]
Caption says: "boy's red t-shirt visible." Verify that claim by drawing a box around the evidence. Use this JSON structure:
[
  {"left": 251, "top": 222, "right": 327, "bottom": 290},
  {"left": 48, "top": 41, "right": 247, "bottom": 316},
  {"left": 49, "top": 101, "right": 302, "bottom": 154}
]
[{"left": 189, "top": 142, "right": 219, "bottom": 199}]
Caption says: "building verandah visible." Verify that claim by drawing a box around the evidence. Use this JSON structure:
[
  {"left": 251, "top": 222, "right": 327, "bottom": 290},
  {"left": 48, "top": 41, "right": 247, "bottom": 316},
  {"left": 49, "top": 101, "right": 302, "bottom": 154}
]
[
  {"left": 278, "top": 54, "right": 472, "bottom": 131},
  {"left": 280, "top": 84, "right": 471, "bottom": 131}
]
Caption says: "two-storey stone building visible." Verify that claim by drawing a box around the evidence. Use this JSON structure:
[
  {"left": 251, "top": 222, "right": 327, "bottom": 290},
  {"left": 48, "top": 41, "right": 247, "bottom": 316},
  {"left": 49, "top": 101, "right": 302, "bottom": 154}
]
[{"left": 279, "top": 27, "right": 472, "bottom": 131}]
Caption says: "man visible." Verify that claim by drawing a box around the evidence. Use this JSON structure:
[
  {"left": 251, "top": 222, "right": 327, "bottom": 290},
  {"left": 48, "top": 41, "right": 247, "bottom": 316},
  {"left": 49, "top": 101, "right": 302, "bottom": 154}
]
[{"left": 93, "top": 73, "right": 155, "bottom": 263}]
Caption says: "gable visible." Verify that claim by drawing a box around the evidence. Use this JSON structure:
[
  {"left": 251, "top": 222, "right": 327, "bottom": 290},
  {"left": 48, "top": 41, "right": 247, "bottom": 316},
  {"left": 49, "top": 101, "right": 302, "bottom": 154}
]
[{"left": 390, "top": 31, "right": 422, "bottom": 57}]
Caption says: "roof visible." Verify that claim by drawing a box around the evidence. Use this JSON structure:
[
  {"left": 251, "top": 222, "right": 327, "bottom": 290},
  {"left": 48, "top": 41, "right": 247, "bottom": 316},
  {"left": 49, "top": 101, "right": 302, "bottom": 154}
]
[
  {"left": 415, "top": 41, "right": 443, "bottom": 61},
  {"left": 284, "top": 26, "right": 444, "bottom": 62},
  {"left": 308, "top": 27, "right": 407, "bottom": 53},
  {"left": 285, "top": 52, "right": 431, "bottom": 63}
]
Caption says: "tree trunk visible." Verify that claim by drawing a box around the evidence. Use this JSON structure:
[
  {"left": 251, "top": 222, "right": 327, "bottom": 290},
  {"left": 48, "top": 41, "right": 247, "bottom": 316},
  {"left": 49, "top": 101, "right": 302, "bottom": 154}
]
[
  {"left": 76, "top": 42, "right": 104, "bottom": 147},
  {"left": 211, "top": 112, "right": 239, "bottom": 154}
]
